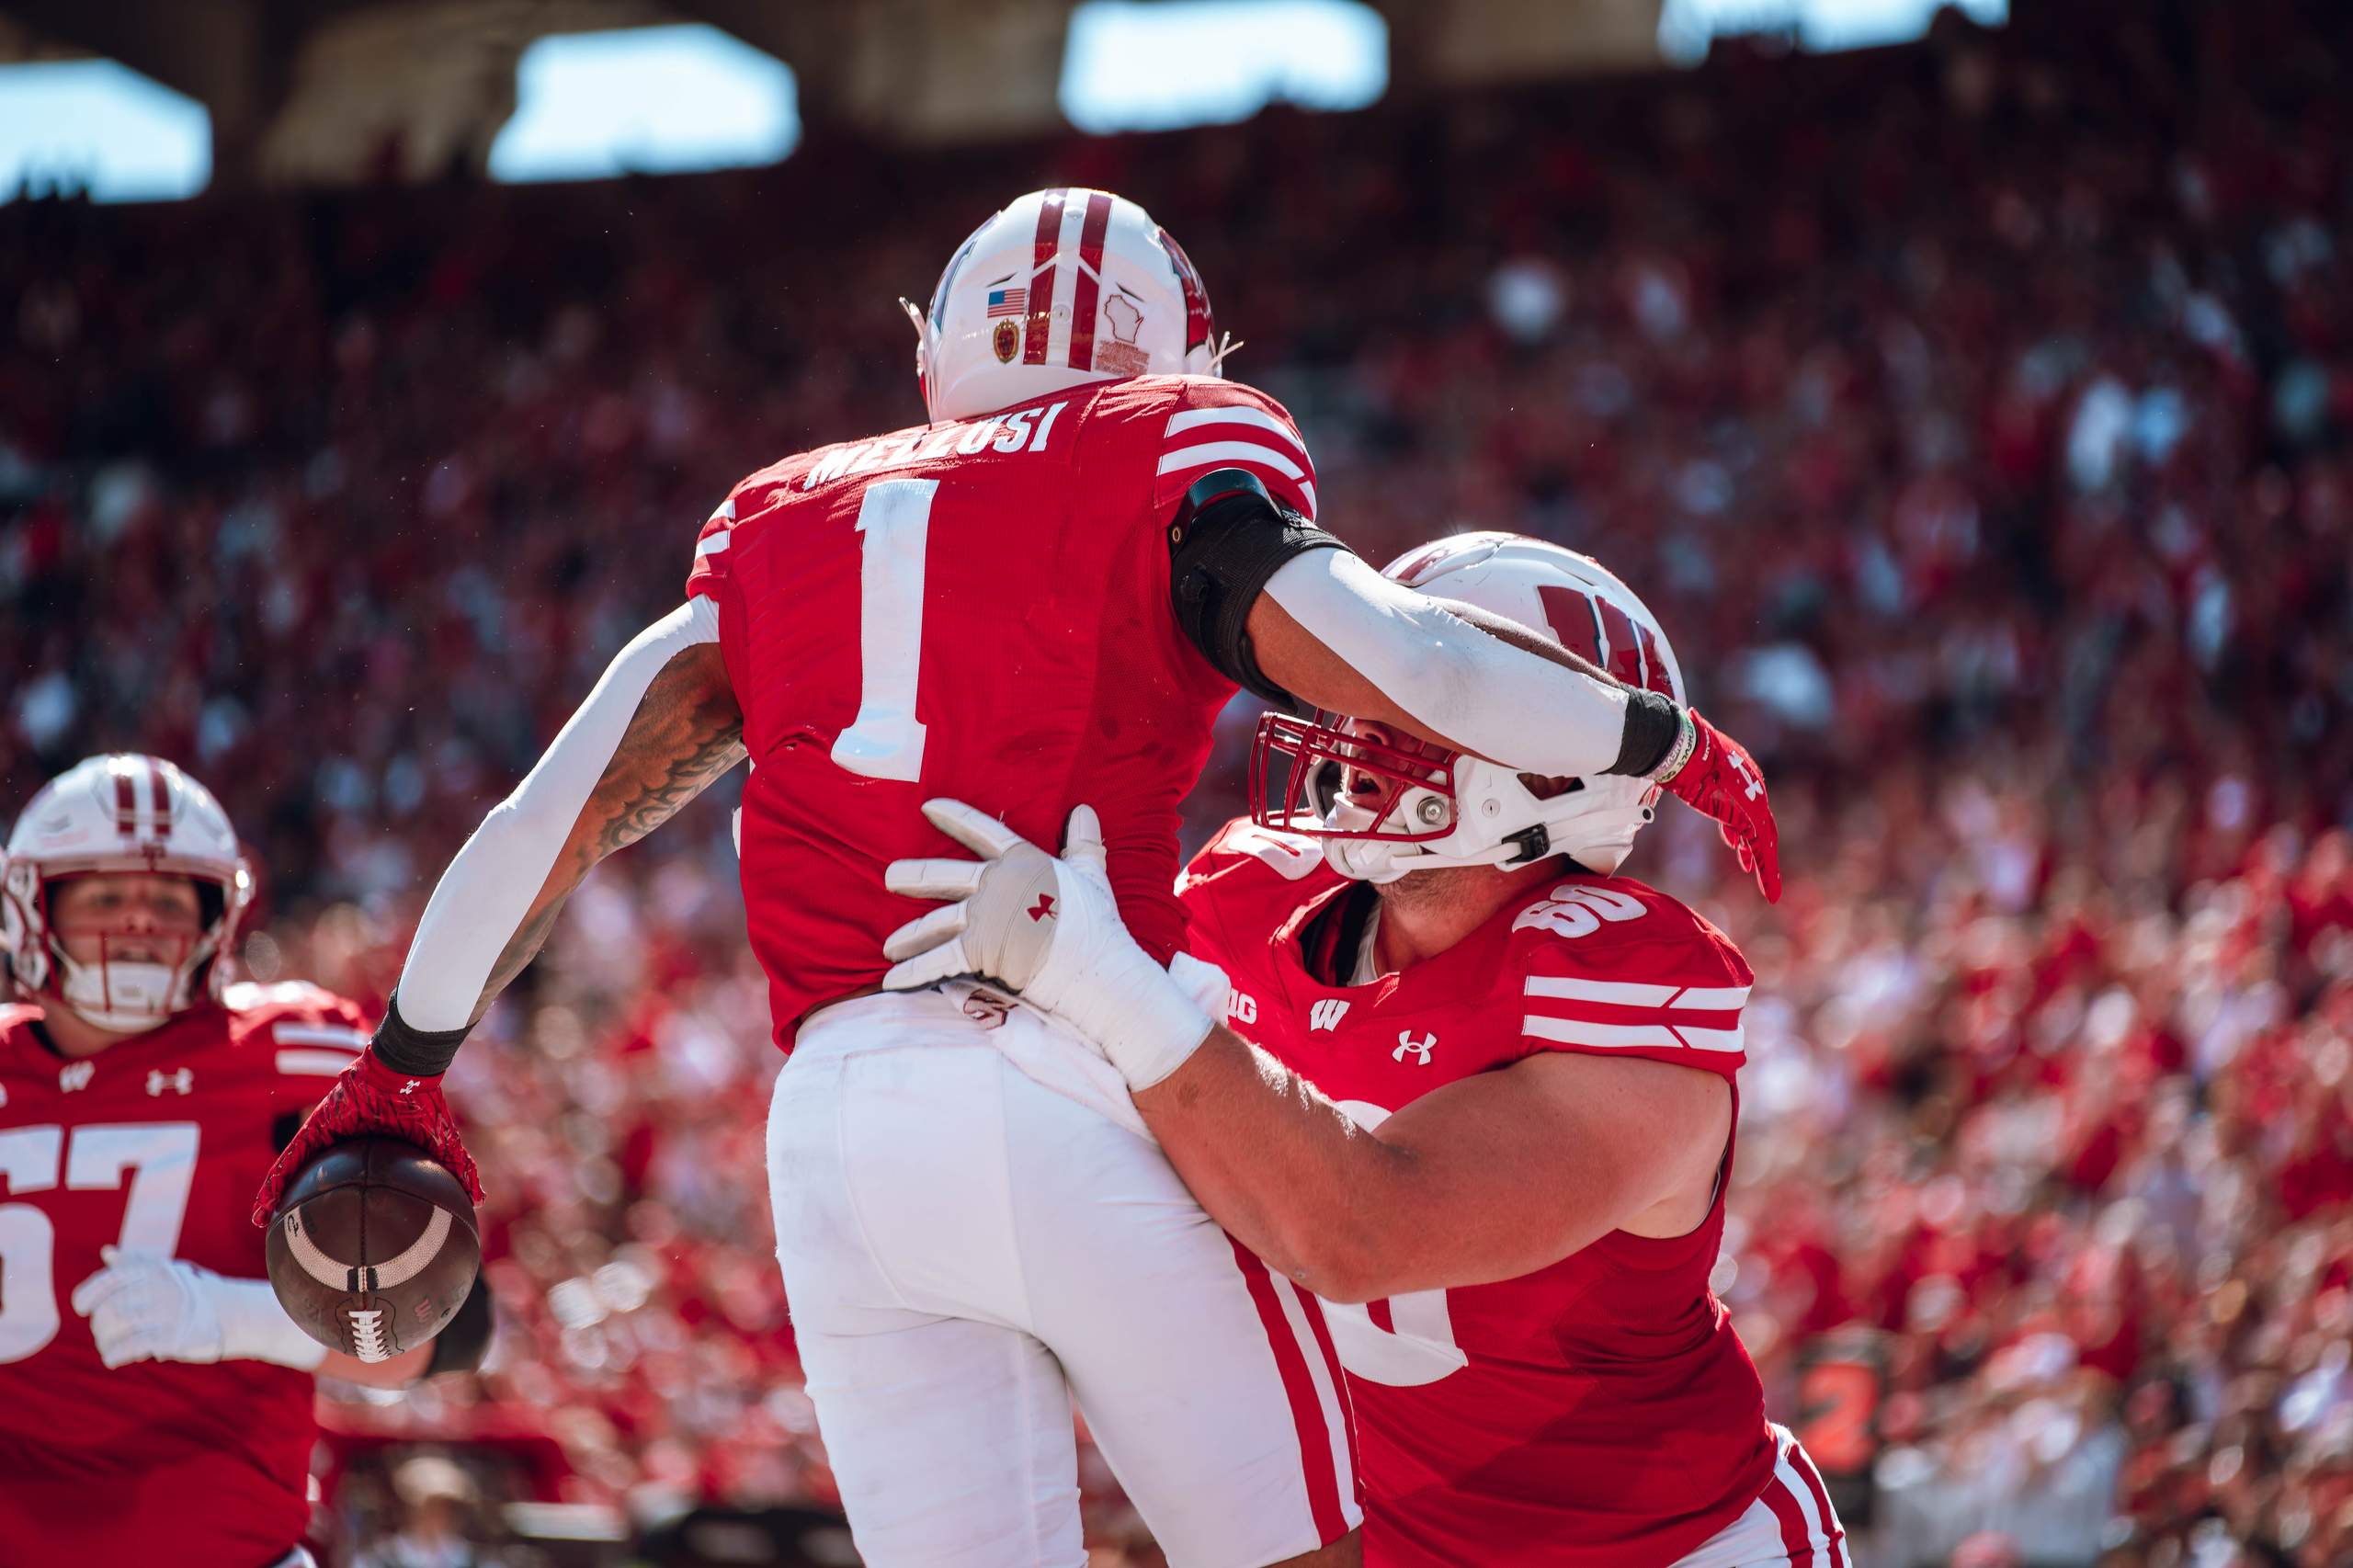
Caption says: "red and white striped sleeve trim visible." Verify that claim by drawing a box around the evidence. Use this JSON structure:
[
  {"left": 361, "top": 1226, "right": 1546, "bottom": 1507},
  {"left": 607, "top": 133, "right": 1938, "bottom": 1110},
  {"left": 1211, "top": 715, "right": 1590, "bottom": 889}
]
[
  {"left": 1156, "top": 396, "right": 1319, "bottom": 521},
  {"left": 1520, "top": 974, "right": 1748, "bottom": 1063},
  {"left": 684, "top": 494, "right": 737, "bottom": 601},
  {"left": 270, "top": 1017, "right": 369, "bottom": 1078}
]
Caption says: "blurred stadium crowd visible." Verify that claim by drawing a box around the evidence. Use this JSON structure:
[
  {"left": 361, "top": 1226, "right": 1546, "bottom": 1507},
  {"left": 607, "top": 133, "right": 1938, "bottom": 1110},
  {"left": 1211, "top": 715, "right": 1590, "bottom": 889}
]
[{"left": 5, "top": 0, "right": 2351, "bottom": 1562}]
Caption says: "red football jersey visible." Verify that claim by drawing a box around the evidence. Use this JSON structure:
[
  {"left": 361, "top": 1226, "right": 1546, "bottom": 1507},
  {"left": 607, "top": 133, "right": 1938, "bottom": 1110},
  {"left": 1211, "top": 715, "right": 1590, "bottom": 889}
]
[
  {"left": 1179, "top": 821, "right": 1779, "bottom": 1567},
  {"left": 688, "top": 374, "right": 1319, "bottom": 1045},
  {"left": 0, "top": 982, "right": 371, "bottom": 1566}
]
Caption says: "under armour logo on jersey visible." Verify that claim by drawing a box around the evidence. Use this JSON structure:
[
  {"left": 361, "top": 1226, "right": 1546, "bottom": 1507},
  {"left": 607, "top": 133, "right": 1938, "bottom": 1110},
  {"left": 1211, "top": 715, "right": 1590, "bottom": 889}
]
[
  {"left": 59, "top": 1062, "right": 96, "bottom": 1093},
  {"left": 1029, "top": 892, "right": 1057, "bottom": 923},
  {"left": 400, "top": 1079, "right": 421, "bottom": 1096},
  {"left": 1308, "top": 999, "right": 1350, "bottom": 1032},
  {"left": 146, "top": 1067, "right": 194, "bottom": 1096},
  {"left": 1728, "top": 750, "right": 1764, "bottom": 801},
  {"left": 1392, "top": 1030, "right": 1437, "bottom": 1066}
]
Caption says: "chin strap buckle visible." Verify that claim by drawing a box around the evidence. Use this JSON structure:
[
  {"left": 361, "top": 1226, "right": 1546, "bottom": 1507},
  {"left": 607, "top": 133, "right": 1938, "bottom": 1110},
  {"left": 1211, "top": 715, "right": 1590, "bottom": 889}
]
[{"left": 1500, "top": 825, "right": 1553, "bottom": 868}]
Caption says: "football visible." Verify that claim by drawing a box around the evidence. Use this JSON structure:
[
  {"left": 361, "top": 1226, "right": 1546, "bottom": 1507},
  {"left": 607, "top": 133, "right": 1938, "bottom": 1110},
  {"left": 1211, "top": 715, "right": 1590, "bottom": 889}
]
[{"left": 264, "top": 1136, "right": 481, "bottom": 1363}]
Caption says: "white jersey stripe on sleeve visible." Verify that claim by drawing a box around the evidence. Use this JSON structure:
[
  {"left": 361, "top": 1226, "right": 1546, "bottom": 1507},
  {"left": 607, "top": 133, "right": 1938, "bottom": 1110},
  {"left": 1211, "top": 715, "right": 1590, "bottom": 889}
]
[
  {"left": 1165, "top": 403, "right": 1312, "bottom": 457},
  {"left": 1521, "top": 1017, "right": 1684, "bottom": 1051},
  {"left": 1156, "top": 439, "right": 1308, "bottom": 482},
  {"left": 1299, "top": 480, "right": 1317, "bottom": 517},
  {"left": 1521, "top": 1016, "right": 1746, "bottom": 1053},
  {"left": 271, "top": 1022, "right": 369, "bottom": 1050},
  {"left": 276, "top": 1048, "right": 362, "bottom": 1076},
  {"left": 1524, "top": 976, "right": 1752, "bottom": 1012},
  {"left": 695, "top": 530, "right": 733, "bottom": 558},
  {"left": 1525, "top": 976, "right": 1677, "bottom": 1006}
]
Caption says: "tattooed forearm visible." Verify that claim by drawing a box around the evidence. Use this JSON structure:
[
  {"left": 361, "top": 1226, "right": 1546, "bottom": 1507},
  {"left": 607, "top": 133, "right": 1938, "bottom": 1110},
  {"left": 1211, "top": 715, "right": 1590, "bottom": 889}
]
[
  {"left": 467, "top": 642, "right": 745, "bottom": 1024},
  {"left": 471, "top": 899, "right": 567, "bottom": 1027}
]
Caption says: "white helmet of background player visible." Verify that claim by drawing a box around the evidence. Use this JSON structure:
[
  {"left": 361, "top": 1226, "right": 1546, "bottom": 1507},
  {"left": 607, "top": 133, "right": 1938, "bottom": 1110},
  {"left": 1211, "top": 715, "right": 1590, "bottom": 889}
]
[
  {"left": 1, "top": 755, "right": 255, "bottom": 1030},
  {"left": 903, "top": 187, "right": 1228, "bottom": 424},
  {"left": 1252, "top": 533, "right": 1687, "bottom": 884}
]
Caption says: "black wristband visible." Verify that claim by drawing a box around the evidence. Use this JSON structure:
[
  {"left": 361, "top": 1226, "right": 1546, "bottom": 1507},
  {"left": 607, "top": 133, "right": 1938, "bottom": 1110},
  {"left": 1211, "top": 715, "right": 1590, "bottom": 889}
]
[
  {"left": 370, "top": 991, "right": 471, "bottom": 1078},
  {"left": 424, "top": 1274, "right": 494, "bottom": 1376},
  {"left": 1607, "top": 688, "right": 1684, "bottom": 777}
]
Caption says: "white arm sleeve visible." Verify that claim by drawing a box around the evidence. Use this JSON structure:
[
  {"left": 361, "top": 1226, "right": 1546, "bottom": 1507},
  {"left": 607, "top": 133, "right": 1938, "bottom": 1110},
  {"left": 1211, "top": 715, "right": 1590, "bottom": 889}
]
[
  {"left": 1263, "top": 549, "right": 1634, "bottom": 778},
  {"left": 396, "top": 597, "right": 726, "bottom": 1032}
]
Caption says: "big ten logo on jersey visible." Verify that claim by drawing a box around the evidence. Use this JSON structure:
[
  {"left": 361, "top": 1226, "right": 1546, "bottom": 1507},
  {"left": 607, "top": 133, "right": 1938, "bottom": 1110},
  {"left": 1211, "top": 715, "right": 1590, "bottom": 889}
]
[
  {"left": 1227, "top": 990, "right": 1258, "bottom": 1028},
  {"left": 1512, "top": 883, "right": 1648, "bottom": 940},
  {"left": 801, "top": 401, "right": 1073, "bottom": 490},
  {"left": 1317, "top": 1099, "right": 1469, "bottom": 1387}
]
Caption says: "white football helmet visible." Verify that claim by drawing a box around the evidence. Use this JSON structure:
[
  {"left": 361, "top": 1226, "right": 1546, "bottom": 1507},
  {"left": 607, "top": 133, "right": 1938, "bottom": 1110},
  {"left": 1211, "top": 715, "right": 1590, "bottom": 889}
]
[
  {"left": 1252, "top": 533, "right": 1686, "bottom": 884},
  {"left": 903, "top": 187, "right": 1228, "bottom": 424},
  {"left": 2, "top": 755, "right": 255, "bottom": 1031}
]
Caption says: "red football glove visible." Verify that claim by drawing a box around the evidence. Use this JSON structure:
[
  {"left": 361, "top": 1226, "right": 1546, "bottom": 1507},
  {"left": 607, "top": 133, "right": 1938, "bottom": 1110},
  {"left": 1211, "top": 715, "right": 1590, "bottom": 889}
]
[
  {"left": 1661, "top": 709, "right": 1782, "bottom": 903},
  {"left": 251, "top": 1048, "right": 483, "bottom": 1227}
]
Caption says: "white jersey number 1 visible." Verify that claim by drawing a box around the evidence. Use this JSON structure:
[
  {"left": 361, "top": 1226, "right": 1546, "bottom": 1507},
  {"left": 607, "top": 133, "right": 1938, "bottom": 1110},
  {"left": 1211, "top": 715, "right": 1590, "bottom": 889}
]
[{"left": 831, "top": 478, "right": 938, "bottom": 782}]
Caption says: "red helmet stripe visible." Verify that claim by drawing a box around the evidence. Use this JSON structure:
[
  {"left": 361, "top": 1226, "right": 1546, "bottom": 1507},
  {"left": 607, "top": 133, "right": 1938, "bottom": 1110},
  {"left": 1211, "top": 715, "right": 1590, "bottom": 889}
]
[
  {"left": 1154, "top": 226, "right": 1214, "bottom": 356},
  {"left": 1632, "top": 621, "right": 1672, "bottom": 697},
  {"left": 1065, "top": 191, "right": 1114, "bottom": 371},
  {"left": 1536, "top": 585, "right": 1606, "bottom": 669},
  {"left": 145, "top": 760, "right": 169, "bottom": 841},
  {"left": 114, "top": 762, "right": 139, "bottom": 840},
  {"left": 1022, "top": 188, "right": 1066, "bottom": 366},
  {"left": 1593, "top": 597, "right": 1647, "bottom": 691}
]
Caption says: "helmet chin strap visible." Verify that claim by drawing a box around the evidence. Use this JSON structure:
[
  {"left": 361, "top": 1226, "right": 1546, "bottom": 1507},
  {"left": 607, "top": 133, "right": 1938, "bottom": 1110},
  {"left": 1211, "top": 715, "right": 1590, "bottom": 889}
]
[
  {"left": 1315, "top": 791, "right": 1529, "bottom": 883},
  {"left": 1317, "top": 778, "right": 1647, "bottom": 885},
  {"left": 46, "top": 932, "right": 213, "bottom": 1034}
]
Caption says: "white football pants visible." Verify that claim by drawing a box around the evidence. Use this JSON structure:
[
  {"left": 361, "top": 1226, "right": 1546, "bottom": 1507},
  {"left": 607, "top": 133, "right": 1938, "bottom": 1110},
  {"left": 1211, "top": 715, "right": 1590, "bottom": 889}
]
[{"left": 766, "top": 987, "right": 1360, "bottom": 1568}]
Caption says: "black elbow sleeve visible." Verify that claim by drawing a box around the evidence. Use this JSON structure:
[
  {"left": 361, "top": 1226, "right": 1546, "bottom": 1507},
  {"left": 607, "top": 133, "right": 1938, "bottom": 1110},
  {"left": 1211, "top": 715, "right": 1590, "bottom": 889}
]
[
  {"left": 424, "top": 1273, "right": 495, "bottom": 1376},
  {"left": 1167, "top": 469, "right": 1344, "bottom": 709}
]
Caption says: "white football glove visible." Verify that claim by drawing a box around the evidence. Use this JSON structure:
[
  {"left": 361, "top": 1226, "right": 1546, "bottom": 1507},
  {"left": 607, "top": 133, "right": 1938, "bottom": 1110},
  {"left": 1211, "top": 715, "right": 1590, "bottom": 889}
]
[
  {"left": 883, "top": 801, "right": 1223, "bottom": 1091},
  {"left": 71, "top": 1246, "right": 327, "bottom": 1371}
]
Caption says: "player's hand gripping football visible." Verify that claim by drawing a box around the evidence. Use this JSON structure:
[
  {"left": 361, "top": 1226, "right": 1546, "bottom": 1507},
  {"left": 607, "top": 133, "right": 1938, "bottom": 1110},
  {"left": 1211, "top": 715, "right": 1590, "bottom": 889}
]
[
  {"left": 1659, "top": 709, "right": 1782, "bottom": 903},
  {"left": 882, "top": 800, "right": 1222, "bottom": 1090},
  {"left": 251, "top": 1048, "right": 483, "bottom": 1227}
]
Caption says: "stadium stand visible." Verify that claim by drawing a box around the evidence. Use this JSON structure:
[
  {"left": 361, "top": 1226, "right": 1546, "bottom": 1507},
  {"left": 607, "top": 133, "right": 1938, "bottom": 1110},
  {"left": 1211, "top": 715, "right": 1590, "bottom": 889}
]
[{"left": 4, "top": 1, "right": 2349, "bottom": 1561}]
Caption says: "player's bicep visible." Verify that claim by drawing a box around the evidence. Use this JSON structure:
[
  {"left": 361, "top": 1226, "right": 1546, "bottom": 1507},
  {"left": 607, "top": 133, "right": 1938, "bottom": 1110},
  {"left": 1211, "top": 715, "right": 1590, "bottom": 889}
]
[
  {"left": 1251, "top": 550, "right": 1668, "bottom": 779},
  {"left": 1244, "top": 575, "right": 1422, "bottom": 733},
  {"left": 1369, "top": 1051, "right": 1730, "bottom": 1288},
  {"left": 1242, "top": 552, "right": 1509, "bottom": 749},
  {"left": 568, "top": 632, "right": 745, "bottom": 861}
]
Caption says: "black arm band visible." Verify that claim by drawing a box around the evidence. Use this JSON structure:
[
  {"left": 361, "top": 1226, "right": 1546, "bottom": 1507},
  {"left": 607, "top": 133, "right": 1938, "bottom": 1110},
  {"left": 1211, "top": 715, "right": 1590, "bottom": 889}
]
[
  {"left": 424, "top": 1273, "right": 494, "bottom": 1376},
  {"left": 1607, "top": 687, "right": 1684, "bottom": 777},
  {"left": 1167, "top": 468, "right": 1345, "bottom": 709},
  {"left": 370, "top": 991, "right": 471, "bottom": 1078}
]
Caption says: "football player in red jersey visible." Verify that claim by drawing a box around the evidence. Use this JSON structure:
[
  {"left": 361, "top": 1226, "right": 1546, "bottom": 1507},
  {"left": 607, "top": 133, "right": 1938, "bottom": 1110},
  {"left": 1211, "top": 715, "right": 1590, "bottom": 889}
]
[
  {"left": 258, "top": 189, "right": 1779, "bottom": 1566},
  {"left": 0, "top": 756, "right": 494, "bottom": 1568},
  {"left": 882, "top": 537, "right": 1848, "bottom": 1567}
]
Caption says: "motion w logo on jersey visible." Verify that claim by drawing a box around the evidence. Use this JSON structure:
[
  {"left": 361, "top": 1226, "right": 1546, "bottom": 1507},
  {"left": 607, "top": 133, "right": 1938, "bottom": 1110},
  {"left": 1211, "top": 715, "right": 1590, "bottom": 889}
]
[{"left": 1308, "top": 999, "right": 1350, "bottom": 1032}]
